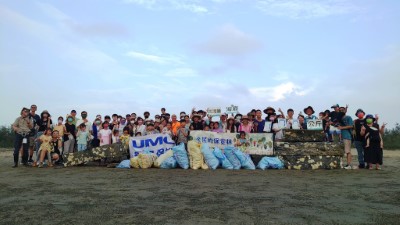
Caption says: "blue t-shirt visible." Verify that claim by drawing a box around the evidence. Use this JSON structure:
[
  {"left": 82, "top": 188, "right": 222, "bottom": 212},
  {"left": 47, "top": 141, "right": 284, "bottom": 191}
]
[
  {"left": 253, "top": 119, "right": 265, "bottom": 133},
  {"left": 341, "top": 115, "right": 354, "bottom": 140}
]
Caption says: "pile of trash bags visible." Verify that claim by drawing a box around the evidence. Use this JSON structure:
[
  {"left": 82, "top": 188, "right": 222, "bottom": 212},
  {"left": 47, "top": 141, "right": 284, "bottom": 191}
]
[{"left": 116, "top": 141, "right": 284, "bottom": 170}]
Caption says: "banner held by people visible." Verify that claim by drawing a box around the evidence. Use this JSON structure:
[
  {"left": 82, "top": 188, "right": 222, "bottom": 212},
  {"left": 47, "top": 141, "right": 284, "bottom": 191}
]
[
  {"left": 189, "top": 131, "right": 274, "bottom": 155},
  {"left": 129, "top": 134, "right": 175, "bottom": 158}
]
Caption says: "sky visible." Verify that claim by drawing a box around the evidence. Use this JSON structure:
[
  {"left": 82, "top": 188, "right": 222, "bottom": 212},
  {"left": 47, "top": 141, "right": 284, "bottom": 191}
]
[{"left": 0, "top": 0, "right": 399, "bottom": 128}]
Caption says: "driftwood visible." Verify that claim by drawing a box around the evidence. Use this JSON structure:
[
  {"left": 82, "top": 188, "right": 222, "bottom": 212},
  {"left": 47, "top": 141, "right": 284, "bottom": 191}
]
[{"left": 63, "top": 143, "right": 128, "bottom": 167}]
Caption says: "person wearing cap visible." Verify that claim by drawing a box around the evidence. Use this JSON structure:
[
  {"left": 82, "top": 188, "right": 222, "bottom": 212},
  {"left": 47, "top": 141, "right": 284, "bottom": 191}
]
[
  {"left": 238, "top": 115, "right": 252, "bottom": 133},
  {"left": 144, "top": 122, "right": 159, "bottom": 136},
  {"left": 337, "top": 108, "right": 354, "bottom": 170},
  {"left": 353, "top": 109, "right": 368, "bottom": 168},
  {"left": 77, "top": 111, "right": 92, "bottom": 135},
  {"left": 12, "top": 108, "right": 34, "bottom": 167},
  {"left": 192, "top": 114, "right": 203, "bottom": 130},
  {"left": 363, "top": 115, "right": 384, "bottom": 170}
]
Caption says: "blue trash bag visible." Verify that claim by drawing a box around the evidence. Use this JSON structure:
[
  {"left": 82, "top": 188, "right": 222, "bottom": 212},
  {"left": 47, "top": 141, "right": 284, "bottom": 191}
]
[
  {"left": 223, "top": 146, "right": 241, "bottom": 170},
  {"left": 233, "top": 149, "right": 256, "bottom": 170},
  {"left": 116, "top": 160, "right": 131, "bottom": 169},
  {"left": 172, "top": 143, "right": 189, "bottom": 169},
  {"left": 267, "top": 157, "right": 284, "bottom": 169},
  {"left": 257, "top": 157, "right": 270, "bottom": 170},
  {"left": 213, "top": 147, "right": 233, "bottom": 170},
  {"left": 258, "top": 156, "right": 284, "bottom": 170},
  {"left": 201, "top": 143, "right": 219, "bottom": 170},
  {"left": 160, "top": 156, "right": 178, "bottom": 169}
]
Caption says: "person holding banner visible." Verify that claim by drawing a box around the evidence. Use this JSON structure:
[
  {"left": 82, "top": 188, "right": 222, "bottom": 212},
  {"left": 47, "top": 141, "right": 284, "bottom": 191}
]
[
  {"left": 192, "top": 114, "right": 203, "bottom": 130},
  {"left": 238, "top": 116, "right": 252, "bottom": 133},
  {"left": 226, "top": 116, "right": 237, "bottom": 133},
  {"left": 176, "top": 119, "right": 189, "bottom": 150},
  {"left": 304, "top": 106, "right": 317, "bottom": 124}
]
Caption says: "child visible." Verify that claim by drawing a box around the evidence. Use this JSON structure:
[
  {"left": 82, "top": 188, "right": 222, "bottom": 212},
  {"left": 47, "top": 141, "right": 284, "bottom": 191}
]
[
  {"left": 53, "top": 116, "right": 66, "bottom": 139},
  {"left": 35, "top": 128, "right": 53, "bottom": 168},
  {"left": 144, "top": 123, "right": 159, "bottom": 135},
  {"left": 364, "top": 115, "right": 384, "bottom": 170},
  {"left": 203, "top": 125, "right": 210, "bottom": 131},
  {"left": 98, "top": 121, "right": 112, "bottom": 146},
  {"left": 76, "top": 123, "right": 89, "bottom": 151},
  {"left": 162, "top": 122, "right": 173, "bottom": 138},
  {"left": 235, "top": 131, "right": 249, "bottom": 152},
  {"left": 120, "top": 127, "right": 130, "bottom": 148},
  {"left": 112, "top": 129, "right": 120, "bottom": 144},
  {"left": 176, "top": 119, "right": 189, "bottom": 149}
]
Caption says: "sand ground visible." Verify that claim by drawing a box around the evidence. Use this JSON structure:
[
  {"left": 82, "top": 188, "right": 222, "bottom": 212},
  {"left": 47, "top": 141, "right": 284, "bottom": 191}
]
[{"left": 0, "top": 148, "right": 399, "bottom": 225}]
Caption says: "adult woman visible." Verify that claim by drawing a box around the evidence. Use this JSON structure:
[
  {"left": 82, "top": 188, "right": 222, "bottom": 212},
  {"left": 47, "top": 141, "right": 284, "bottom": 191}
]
[
  {"left": 36, "top": 110, "right": 52, "bottom": 158},
  {"left": 238, "top": 116, "right": 252, "bottom": 133},
  {"left": 226, "top": 116, "right": 237, "bottom": 133},
  {"left": 64, "top": 115, "right": 76, "bottom": 154},
  {"left": 212, "top": 121, "right": 224, "bottom": 133},
  {"left": 363, "top": 115, "right": 383, "bottom": 170}
]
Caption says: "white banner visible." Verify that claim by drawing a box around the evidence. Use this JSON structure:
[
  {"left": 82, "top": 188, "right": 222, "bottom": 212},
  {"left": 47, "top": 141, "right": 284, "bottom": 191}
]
[
  {"left": 307, "top": 119, "right": 323, "bottom": 130},
  {"left": 189, "top": 131, "right": 274, "bottom": 155},
  {"left": 129, "top": 133, "right": 175, "bottom": 158}
]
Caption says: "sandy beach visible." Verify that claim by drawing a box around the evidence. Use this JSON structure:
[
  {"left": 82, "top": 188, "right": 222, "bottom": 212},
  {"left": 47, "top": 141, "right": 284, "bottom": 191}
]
[{"left": 0, "top": 148, "right": 399, "bottom": 225}]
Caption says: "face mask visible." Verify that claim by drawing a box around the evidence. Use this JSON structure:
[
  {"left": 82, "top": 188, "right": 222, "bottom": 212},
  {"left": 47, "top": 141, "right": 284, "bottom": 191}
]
[
  {"left": 58, "top": 120, "right": 63, "bottom": 124},
  {"left": 68, "top": 118, "right": 73, "bottom": 122},
  {"left": 270, "top": 117, "right": 275, "bottom": 121},
  {"left": 357, "top": 113, "right": 365, "bottom": 120},
  {"left": 366, "top": 118, "right": 373, "bottom": 124},
  {"left": 130, "top": 121, "right": 135, "bottom": 124},
  {"left": 96, "top": 121, "right": 101, "bottom": 125},
  {"left": 82, "top": 114, "right": 87, "bottom": 119}
]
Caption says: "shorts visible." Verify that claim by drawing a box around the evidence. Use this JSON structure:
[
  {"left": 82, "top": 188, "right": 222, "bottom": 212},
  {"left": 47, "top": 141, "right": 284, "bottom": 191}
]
[
  {"left": 343, "top": 139, "right": 351, "bottom": 154},
  {"left": 29, "top": 136, "right": 36, "bottom": 147},
  {"left": 329, "top": 126, "right": 341, "bottom": 135}
]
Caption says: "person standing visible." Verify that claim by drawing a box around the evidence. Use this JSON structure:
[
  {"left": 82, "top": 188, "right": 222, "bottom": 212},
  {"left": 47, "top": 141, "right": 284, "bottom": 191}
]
[
  {"left": 353, "top": 109, "right": 367, "bottom": 168},
  {"left": 254, "top": 109, "right": 266, "bottom": 133},
  {"left": 338, "top": 107, "right": 354, "bottom": 170},
  {"left": 64, "top": 115, "right": 76, "bottom": 154},
  {"left": 12, "top": 108, "right": 33, "bottom": 167},
  {"left": 28, "top": 104, "right": 41, "bottom": 163}
]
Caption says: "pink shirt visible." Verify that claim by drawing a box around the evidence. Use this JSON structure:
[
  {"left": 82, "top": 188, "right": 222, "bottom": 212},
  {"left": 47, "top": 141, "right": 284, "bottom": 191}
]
[
  {"left": 98, "top": 129, "right": 112, "bottom": 146},
  {"left": 239, "top": 124, "right": 252, "bottom": 133}
]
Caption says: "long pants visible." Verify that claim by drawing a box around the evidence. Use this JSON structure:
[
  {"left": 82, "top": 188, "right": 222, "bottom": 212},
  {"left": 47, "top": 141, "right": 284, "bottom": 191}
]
[
  {"left": 64, "top": 137, "right": 75, "bottom": 154},
  {"left": 354, "top": 141, "right": 365, "bottom": 166},
  {"left": 14, "top": 134, "right": 29, "bottom": 164}
]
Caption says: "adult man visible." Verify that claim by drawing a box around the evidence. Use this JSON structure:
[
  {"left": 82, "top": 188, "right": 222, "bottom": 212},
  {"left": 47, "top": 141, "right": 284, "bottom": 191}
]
[
  {"left": 12, "top": 108, "right": 33, "bottom": 167},
  {"left": 76, "top": 111, "right": 92, "bottom": 134},
  {"left": 338, "top": 107, "right": 354, "bottom": 170},
  {"left": 171, "top": 114, "right": 181, "bottom": 136},
  {"left": 144, "top": 111, "right": 150, "bottom": 120},
  {"left": 353, "top": 109, "right": 367, "bottom": 168},
  {"left": 70, "top": 110, "right": 80, "bottom": 127},
  {"left": 160, "top": 108, "right": 167, "bottom": 118},
  {"left": 28, "top": 104, "right": 40, "bottom": 163},
  {"left": 254, "top": 109, "right": 266, "bottom": 133},
  {"left": 192, "top": 114, "right": 204, "bottom": 130},
  {"left": 329, "top": 104, "right": 346, "bottom": 142}
]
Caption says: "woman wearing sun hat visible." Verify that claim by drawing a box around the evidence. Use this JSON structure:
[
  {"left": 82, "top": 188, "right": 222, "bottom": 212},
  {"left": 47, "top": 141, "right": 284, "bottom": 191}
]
[{"left": 238, "top": 115, "right": 252, "bottom": 133}]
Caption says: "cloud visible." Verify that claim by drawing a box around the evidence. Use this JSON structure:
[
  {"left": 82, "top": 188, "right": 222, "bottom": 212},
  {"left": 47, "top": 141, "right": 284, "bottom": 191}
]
[
  {"left": 249, "top": 82, "right": 310, "bottom": 102},
  {"left": 255, "top": 0, "right": 359, "bottom": 19},
  {"left": 123, "top": 0, "right": 208, "bottom": 14},
  {"left": 67, "top": 21, "right": 129, "bottom": 37},
  {"left": 126, "top": 51, "right": 184, "bottom": 65},
  {"left": 195, "top": 24, "right": 262, "bottom": 57}
]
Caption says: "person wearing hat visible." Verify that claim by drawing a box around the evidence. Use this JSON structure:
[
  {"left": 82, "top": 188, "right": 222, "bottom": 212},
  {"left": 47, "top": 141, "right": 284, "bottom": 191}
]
[
  {"left": 303, "top": 106, "right": 317, "bottom": 124},
  {"left": 363, "top": 115, "right": 383, "bottom": 170},
  {"left": 192, "top": 114, "right": 203, "bottom": 130},
  {"left": 353, "top": 109, "right": 368, "bottom": 168},
  {"left": 238, "top": 115, "right": 252, "bottom": 133},
  {"left": 263, "top": 107, "right": 276, "bottom": 116},
  {"left": 226, "top": 116, "right": 237, "bottom": 133},
  {"left": 12, "top": 108, "right": 34, "bottom": 167},
  {"left": 337, "top": 108, "right": 354, "bottom": 170}
]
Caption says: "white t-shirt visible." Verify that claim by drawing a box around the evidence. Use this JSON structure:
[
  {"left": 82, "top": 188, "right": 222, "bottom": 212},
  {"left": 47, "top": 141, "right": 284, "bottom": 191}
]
[
  {"left": 272, "top": 123, "right": 284, "bottom": 140},
  {"left": 76, "top": 119, "right": 92, "bottom": 132},
  {"left": 98, "top": 129, "right": 112, "bottom": 146}
]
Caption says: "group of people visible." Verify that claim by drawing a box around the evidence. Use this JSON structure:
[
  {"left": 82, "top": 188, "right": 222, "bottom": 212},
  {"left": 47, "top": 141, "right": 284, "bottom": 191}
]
[{"left": 11, "top": 104, "right": 386, "bottom": 170}]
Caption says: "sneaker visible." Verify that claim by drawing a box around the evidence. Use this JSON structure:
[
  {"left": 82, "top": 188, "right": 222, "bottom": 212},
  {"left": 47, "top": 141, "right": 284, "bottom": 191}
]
[
  {"left": 344, "top": 165, "right": 352, "bottom": 170},
  {"left": 28, "top": 159, "right": 34, "bottom": 163},
  {"left": 38, "top": 163, "right": 43, "bottom": 168}
]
